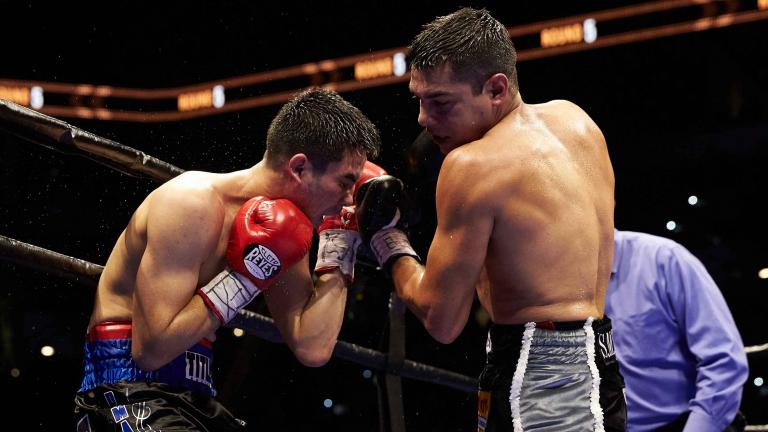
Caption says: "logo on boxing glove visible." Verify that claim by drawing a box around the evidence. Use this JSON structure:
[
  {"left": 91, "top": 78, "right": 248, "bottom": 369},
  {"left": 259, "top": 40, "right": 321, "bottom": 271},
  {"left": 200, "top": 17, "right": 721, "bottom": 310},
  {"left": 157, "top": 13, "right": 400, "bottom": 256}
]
[{"left": 242, "top": 244, "right": 281, "bottom": 280}]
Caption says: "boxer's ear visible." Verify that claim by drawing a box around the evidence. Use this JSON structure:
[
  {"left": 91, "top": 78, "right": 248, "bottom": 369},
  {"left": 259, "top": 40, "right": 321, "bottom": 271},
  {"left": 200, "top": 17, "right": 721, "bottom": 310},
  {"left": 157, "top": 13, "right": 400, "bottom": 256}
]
[{"left": 484, "top": 73, "right": 509, "bottom": 104}]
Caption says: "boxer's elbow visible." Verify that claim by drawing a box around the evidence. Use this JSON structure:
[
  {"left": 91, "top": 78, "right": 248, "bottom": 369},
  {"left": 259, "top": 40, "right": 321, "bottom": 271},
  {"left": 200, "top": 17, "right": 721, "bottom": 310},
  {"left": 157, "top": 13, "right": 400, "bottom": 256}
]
[
  {"left": 293, "top": 345, "right": 333, "bottom": 367},
  {"left": 417, "top": 299, "right": 464, "bottom": 344},
  {"left": 132, "top": 341, "right": 170, "bottom": 371},
  {"left": 427, "top": 326, "right": 461, "bottom": 344},
  {"left": 132, "top": 347, "right": 165, "bottom": 371},
  {"left": 424, "top": 316, "right": 462, "bottom": 344}
]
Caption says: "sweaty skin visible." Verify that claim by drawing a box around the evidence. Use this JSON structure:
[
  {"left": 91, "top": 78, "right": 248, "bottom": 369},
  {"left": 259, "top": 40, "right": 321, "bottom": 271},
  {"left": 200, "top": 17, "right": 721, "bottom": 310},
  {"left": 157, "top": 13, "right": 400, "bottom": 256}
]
[
  {"left": 90, "top": 154, "right": 365, "bottom": 370},
  {"left": 395, "top": 66, "right": 614, "bottom": 343}
]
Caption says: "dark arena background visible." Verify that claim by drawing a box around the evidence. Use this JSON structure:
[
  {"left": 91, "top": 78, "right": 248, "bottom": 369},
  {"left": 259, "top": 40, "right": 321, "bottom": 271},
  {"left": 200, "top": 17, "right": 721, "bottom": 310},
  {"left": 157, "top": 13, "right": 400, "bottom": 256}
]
[{"left": 2, "top": 1, "right": 767, "bottom": 430}]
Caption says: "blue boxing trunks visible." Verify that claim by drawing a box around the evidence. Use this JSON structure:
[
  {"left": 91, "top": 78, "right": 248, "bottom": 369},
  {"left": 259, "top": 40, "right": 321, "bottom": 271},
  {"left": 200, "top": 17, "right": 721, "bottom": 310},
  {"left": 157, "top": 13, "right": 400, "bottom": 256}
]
[
  {"left": 477, "top": 317, "right": 627, "bottom": 432},
  {"left": 74, "top": 321, "right": 245, "bottom": 431}
]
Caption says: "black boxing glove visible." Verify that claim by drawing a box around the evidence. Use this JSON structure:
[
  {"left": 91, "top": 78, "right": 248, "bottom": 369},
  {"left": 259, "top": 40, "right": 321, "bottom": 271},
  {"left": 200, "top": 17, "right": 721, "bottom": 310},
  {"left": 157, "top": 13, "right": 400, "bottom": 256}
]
[{"left": 354, "top": 175, "right": 420, "bottom": 270}]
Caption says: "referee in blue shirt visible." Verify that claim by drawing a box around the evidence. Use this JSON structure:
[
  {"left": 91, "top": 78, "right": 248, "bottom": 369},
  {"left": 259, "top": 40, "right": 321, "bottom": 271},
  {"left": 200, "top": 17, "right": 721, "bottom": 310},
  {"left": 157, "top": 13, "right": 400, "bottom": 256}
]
[{"left": 606, "top": 229, "right": 748, "bottom": 431}]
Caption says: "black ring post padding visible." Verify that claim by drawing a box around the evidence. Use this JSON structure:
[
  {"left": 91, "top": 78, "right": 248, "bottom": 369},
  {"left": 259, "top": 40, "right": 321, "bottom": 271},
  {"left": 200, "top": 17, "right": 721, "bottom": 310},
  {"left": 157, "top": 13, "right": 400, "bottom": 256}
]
[
  {"left": 387, "top": 293, "right": 407, "bottom": 375},
  {"left": 0, "top": 234, "right": 479, "bottom": 393},
  {"left": 385, "top": 293, "right": 407, "bottom": 432},
  {"left": 0, "top": 99, "right": 184, "bottom": 182}
]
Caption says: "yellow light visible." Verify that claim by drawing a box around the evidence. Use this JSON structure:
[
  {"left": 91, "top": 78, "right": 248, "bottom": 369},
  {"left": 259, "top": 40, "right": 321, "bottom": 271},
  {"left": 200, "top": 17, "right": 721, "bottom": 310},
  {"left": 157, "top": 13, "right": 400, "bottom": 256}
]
[
  {"left": 232, "top": 328, "right": 245, "bottom": 337},
  {"left": 40, "top": 346, "right": 55, "bottom": 357},
  {"left": 758, "top": 268, "right": 768, "bottom": 279},
  {"left": 0, "top": 86, "right": 30, "bottom": 105},
  {"left": 354, "top": 57, "right": 394, "bottom": 81},
  {"left": 10, "top": 368, "right": 20, "bottom": 378},
  {"left": 177, "top": 89, "right": 214, "bottom": 111},
  {"left": 540, "top": 23, "right": 583, "bottom": 48},
  {"left": 759, "top": 0, "right": 768, "bottom": 11}
]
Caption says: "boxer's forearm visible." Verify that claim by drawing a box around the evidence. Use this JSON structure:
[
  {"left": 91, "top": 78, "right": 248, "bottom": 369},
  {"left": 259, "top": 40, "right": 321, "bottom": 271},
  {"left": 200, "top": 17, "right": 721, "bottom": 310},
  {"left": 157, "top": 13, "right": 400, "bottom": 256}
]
[
  {"left": 391, "top": 256, "right": 430, "bottom": 322},
  {"left": 288, "top": 271, "right": 348, "bottom": 367}
]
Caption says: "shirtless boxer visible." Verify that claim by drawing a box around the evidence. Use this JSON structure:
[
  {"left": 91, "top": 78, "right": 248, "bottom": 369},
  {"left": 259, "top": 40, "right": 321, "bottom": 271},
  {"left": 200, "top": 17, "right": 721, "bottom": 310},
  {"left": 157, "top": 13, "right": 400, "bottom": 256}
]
[
  {"left": 74, "top": 88, "right": 382, "bottom": 431},
  {"left": 355, "top": 8, "right": 625, "bottom": 431}
]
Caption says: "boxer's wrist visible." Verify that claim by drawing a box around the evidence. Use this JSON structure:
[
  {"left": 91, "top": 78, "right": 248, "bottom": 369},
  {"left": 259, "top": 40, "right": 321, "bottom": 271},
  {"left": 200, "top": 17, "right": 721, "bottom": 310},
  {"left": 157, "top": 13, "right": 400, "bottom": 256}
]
[
  {"left": 370, "top": 228, "right": 420, "bottom": 271},
  {"left": 314, "top": 228, "right": 361, "bottom": 284},
  {"left": 196, "top": 269, "right": 261, "bottom": 325}
]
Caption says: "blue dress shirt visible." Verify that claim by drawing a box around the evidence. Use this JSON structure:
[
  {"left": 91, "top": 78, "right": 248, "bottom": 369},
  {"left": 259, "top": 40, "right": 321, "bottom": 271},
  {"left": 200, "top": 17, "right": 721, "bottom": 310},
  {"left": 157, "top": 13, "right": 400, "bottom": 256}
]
[{"left": 605, "top": 230, "right": 748, "bottom": 432}]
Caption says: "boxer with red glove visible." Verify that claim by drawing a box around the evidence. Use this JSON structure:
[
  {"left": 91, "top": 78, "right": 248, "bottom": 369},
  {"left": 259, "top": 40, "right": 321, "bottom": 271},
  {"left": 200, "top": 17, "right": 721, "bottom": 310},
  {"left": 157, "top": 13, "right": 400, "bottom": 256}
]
[
  {"left": 314, "top": 161, "right": 387, "bottom": 282},
  {"left": 197, "top": 196, "right": 313, "bottom": 324}
]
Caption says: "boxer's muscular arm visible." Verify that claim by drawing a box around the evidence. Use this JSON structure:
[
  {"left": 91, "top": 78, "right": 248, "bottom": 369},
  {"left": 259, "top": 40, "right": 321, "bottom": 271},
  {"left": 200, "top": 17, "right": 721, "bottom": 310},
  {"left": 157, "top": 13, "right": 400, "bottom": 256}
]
[
  {"left": 132, "top": 182, "right": 222, "bottom": 370},
  {"left": 392, "top": 151, "right": 494, "bottom": 343},
  {"left": 265, "top": 168, "right": 383, "bottom": 367},
  {"left": 265, "top": 260, "right": 348, "bottom": 367}
]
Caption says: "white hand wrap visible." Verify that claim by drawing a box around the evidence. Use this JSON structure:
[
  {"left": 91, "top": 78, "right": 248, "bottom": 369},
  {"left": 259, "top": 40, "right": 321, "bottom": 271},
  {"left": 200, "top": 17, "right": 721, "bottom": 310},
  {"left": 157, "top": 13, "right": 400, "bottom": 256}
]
[
  {"left": 314, "top": 229, "right": 362, "bottom": 283},
  {"left": 197, "top": 269, "right": 261, "bottom": 324},
  {"left": 370, "top": 228, "right": 419, "bottom": 269}
]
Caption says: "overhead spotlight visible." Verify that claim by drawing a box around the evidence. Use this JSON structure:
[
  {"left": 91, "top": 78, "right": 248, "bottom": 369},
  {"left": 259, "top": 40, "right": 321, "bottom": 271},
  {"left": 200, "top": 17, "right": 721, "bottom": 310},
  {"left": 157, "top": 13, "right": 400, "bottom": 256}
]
[
  {"left": 687, "top": 195, "right": 698, "bottom": 206},
  {"left": 362, "top": 369, "right": 373, "bottom": 379},
  {"left": 758, "top": 268, "right": 768, "bottom": 280},
  {"left": 40, "top": 346, "right": 55, "bottom": 357},
  {"left": 232, "top": 328, "right": 245, "bottom": 337},
  {"left": 212, "top": 85, "right": 226, "bottom": 108},
  {"left": 666, "top": 221, "right": 677, "bottom": 231},
  {"left": 392, "top": 52, "right": 407, "bottom": 77},
  {"left": 30, "top": 86, "right": 44, "bottom": 109},
  {"left": 755, "top": 377, "right": 764, "bottom": 387},
  {"left": 583, "top": 18, "right": 598, "bottom": 43},
  {"left": 10, "top": 368, "right": 20, "bottom": 378},
  {"left": 323, "top": 398, "right": 333, "bottom": 408}
]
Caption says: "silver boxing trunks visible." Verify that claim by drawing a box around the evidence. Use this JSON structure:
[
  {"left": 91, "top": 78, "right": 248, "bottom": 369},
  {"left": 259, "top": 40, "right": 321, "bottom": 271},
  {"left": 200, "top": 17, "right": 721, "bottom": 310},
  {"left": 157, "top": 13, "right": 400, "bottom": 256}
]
[{"left": 477, "top": 317, "right": 627, "bottom": 431}]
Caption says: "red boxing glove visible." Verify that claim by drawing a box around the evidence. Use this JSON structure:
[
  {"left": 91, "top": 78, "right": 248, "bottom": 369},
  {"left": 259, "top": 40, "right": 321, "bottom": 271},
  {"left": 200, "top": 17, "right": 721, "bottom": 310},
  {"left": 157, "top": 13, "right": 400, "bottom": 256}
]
[
  {"left": 198, "top": 196, "right": 313, "bottom": 324},
  {"left": 227, "top": 197, "right": 313, "bottom": 287}
]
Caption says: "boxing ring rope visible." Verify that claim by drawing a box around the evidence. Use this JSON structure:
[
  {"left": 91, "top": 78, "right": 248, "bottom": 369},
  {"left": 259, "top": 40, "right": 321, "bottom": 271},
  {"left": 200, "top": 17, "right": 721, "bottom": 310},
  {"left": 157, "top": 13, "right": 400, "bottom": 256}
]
[
  {"left": 3, "top": 98, "right": 767, "bottom": 429},
  {"left": 745, "top": 343, "right": 768, "bottom": 355},
  {"left": 0, "top": 234, "right": 476, "bottom": 394},
  {"left": 0, "top": 99, "right": 183, "bottom": 181}
]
